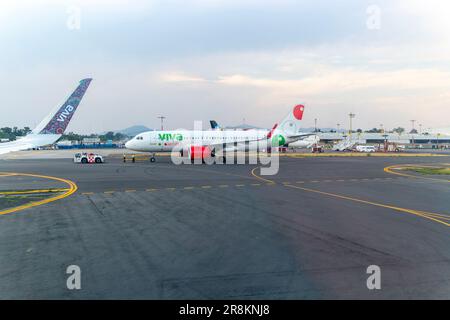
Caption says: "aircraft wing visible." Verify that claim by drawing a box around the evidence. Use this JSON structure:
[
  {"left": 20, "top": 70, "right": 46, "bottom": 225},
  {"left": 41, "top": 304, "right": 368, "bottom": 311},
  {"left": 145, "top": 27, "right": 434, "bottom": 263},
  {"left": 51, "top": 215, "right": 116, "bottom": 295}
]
[
  {"left": 0, "top": 142, "right": 34, "bottom": 155},
  {"left": 0, "top": 134, "right": 61, "bottom": 155}
]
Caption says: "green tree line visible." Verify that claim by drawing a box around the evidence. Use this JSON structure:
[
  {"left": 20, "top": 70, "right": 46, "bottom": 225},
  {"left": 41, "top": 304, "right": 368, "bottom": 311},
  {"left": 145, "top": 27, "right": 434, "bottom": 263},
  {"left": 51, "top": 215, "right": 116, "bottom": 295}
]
[
  {"left": 61, "top": 131, "right": 128, "bottom": 142},
  {"left": 0, "top": 127, "right": 32, "bottom": 140},
  {"left": 0, "top": 127, "right": 128, "bottom": 142}
]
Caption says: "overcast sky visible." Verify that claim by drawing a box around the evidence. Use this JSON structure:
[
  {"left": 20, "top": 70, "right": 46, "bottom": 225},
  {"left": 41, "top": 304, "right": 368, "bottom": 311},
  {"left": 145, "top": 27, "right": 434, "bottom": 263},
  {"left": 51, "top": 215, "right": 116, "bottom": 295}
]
[{"left": 0, "top": 0, "right": 449, "bottom": 133}]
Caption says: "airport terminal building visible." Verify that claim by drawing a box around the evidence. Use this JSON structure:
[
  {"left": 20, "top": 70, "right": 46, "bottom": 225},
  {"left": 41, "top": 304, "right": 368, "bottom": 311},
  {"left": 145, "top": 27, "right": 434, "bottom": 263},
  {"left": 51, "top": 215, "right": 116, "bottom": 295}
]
[{"left": 317, "top": 132, "right": 450, "bottom": 147}]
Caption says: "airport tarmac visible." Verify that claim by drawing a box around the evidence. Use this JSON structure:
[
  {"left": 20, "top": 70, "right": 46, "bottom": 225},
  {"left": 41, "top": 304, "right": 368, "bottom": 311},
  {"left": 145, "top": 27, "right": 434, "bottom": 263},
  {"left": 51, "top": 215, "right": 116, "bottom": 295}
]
[{"left": 0, "top": 153, "right": 449, "bottom": 299}]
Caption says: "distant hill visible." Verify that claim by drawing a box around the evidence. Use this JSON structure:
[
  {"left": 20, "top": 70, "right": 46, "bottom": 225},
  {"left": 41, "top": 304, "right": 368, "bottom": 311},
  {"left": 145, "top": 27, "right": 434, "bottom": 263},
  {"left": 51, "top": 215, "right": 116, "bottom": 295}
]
[{"left": 117, "top": 125, "right": 153, "bottom": 137}]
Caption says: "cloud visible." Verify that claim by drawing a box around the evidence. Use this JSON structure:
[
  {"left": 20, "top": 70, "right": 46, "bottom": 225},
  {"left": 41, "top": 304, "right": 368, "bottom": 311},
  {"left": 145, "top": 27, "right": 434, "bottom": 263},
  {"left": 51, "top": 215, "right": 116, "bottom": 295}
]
[
  {"left": 0, "top": 0, "right": 153, "bottom": 24},
  {"left": 1, "top": 1, "right": 450, "bottom": 132},
  {"left": 160, "top": 72, "right": 207, "bottom": 83},
  {"left": 152, "top": 44, "right": 450, "bottom": 129},
  {"left": 217, "top": 68, "right": 450, "bottom": 95},
  {"left": 396, "top": 0, "right": 450, "bottom": 40},
  {"left": 0, "top": 0, "right": 151, "bottom": 10}
]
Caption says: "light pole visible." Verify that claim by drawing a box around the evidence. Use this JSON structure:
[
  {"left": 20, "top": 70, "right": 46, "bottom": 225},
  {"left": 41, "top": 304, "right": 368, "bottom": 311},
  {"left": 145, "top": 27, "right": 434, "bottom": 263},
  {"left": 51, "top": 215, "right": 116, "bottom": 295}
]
[
  {"left": 314, "top": 118, "right": 318, "bottom": 132},
  {"left": 437, "top": 133, "right": 441, "bottom": 149},
  {"left": 157, "top": 116, "right": 166, "bottom": 131},
  {"left": 349, "top": 113, "right": 356, "bottom": 140},
  {"left": 380, "top": 124, "right": 384, "bottom": 133},
  {"left": 382, "top": 134, "right": 388, "bottom": 152},
  {"left": 410, "top": 120, "right": 416, "bottom": 146}
]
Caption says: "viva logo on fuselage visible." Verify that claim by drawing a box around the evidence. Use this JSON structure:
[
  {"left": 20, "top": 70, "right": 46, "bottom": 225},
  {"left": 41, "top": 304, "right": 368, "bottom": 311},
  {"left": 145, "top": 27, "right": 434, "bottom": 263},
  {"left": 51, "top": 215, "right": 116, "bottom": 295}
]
[{"left": 158, "top": 133, "right": 184, "bottom": 141}]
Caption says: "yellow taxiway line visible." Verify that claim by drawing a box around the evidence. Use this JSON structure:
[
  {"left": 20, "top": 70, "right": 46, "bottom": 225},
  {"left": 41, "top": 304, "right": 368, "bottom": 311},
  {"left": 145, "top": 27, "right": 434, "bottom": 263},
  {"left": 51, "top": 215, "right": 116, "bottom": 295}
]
[
  {"left": 0, "top": 173, "right": 18, "bottom": 177},
  {"left": 0, "top": 188, "right": 70, "bottom": 195},
  {"left": 251, "top": 167, "right": 277, "bottom": 184},
  {"left": 284, "top": 184, "right": 450, "bottom": 227},
  {"left": 384, "top": 164, "right": 450, "bottom": 183},
  {"left": 0, "top": 172, "right": 77, "bottom": 216},
  {"left": 251, "top": 166, "right": 450, "bottom": 227}
]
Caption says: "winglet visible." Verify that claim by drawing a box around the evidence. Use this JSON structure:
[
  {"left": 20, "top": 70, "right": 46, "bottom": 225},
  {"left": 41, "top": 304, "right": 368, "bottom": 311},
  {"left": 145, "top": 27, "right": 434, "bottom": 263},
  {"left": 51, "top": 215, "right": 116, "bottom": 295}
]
[{"left": 38, "top": 78, "right": 92, "bottom": 134}]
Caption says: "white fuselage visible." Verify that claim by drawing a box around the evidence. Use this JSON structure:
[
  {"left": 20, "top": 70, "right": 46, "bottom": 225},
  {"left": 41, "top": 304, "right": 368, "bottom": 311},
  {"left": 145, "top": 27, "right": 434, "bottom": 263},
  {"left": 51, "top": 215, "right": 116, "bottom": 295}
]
[
  {"left": 288, "top": 135, "right": 320, "bottom": 149},
  {"left": 125, "top": 129, "right": 287, "bottom": 153}
]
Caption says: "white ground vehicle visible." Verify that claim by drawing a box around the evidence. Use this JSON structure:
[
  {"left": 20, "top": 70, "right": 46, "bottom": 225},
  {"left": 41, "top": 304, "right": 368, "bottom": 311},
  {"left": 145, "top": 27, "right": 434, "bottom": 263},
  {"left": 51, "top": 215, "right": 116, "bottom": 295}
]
[
  {"left": 74, "top": 153, "right": 104, "bottom": 164},
  {"left": 355, "top": 145, "right": 376, "bottom": 153}
]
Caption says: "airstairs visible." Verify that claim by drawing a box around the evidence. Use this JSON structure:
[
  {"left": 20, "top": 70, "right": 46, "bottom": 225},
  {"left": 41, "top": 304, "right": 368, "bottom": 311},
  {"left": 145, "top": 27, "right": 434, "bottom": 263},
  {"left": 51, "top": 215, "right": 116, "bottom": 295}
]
[{"left": 333, "top": 139, "right": 357, "bottom": 151}]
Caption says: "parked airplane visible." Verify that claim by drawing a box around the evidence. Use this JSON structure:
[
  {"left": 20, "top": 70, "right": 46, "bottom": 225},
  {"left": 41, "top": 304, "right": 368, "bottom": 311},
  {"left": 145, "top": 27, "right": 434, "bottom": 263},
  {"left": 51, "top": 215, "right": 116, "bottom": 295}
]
[
  {"left": 0, "top": 78, "right": 92, "bottom": 155},
  {"left": 287, "top": 134, "right": 320, "bottom": 149},
  {"left": 209, "top": 119, "right": 318, "bottom": 149},
  {"left": 125, "top": 104, "right": 309, "bottom": 162}
]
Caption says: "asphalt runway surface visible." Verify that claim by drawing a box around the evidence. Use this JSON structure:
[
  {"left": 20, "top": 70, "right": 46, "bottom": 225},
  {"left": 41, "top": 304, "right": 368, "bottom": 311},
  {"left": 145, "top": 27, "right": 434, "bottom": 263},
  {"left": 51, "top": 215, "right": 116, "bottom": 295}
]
[{"left": 0, "top": 155, "right": 449, "bottom": 299}]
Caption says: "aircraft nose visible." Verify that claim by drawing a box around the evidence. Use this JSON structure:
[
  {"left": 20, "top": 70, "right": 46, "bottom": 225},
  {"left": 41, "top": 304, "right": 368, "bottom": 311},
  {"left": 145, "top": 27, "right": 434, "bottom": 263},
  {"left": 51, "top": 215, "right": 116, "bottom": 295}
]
[{"left": 125, "top": 140, "right": 133, "bottom": 149}]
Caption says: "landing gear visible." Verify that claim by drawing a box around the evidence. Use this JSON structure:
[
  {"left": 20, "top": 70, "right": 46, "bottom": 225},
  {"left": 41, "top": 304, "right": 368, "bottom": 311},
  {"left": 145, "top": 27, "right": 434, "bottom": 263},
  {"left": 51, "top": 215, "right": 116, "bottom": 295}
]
[
  {"left": 189, "top": 157, "right": 208, "bottom": 164},
  {"left": 149, "top": 153, "right": 156, "bottom": 163}
]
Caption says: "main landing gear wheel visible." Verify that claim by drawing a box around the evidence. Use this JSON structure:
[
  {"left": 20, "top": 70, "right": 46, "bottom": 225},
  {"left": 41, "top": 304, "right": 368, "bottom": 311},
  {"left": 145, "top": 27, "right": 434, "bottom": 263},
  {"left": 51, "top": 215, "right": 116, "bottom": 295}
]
[
  {"left": 150, "top": 157, "right": 156, "bottom": 163},
  {"left": 190, "top": 158, "right": 205, "bottom": 164}
]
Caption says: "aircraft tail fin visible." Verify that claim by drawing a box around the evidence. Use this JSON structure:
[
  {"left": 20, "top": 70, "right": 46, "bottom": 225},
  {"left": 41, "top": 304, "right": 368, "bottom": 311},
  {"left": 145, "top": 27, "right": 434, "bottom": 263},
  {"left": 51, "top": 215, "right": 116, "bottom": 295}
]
[
  {"left": 276, "top": 104, "right": 305, "bottom": 136},
  {"left": 210, "top": 120, "right": 221, "bottom": 130},
  {"left": 269, "top": 104, "right": 305, "bottom": 146},
  {"left": 36, "top": 78, "right": 92, "bottom": 135}
]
